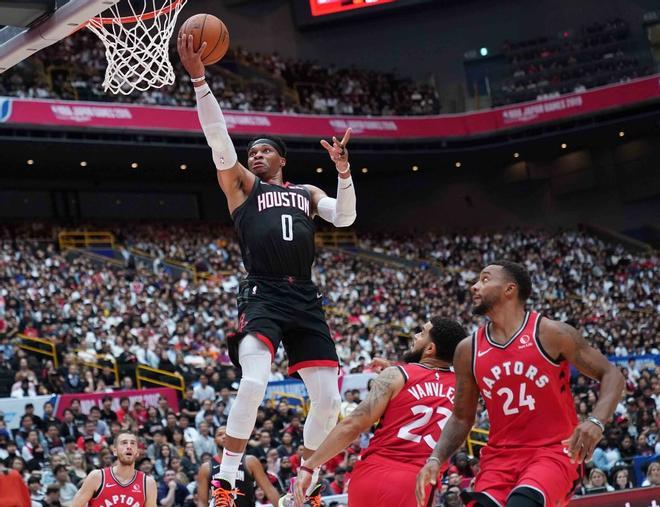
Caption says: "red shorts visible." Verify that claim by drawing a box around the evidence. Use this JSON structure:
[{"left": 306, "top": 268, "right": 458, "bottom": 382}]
[
  {"left": 348, "top": 457, "right": 434, "bottom": 507},
  {"left": 466, "top": 445, "right": 579, "bottom": 507}
]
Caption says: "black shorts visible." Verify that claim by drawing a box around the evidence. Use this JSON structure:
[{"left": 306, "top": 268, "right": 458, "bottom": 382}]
[{"left": 228, "top": 276, "right": 339, "bottom": 376}]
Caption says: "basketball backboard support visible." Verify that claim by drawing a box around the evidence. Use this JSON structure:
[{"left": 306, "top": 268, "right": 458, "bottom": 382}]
[{"left": 0, "top": 0, "right": 119, "bottom": 73}]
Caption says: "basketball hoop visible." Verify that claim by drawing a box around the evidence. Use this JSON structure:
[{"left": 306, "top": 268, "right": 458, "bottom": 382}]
[{"left": 84, "top": 0, "right": 188, "bottom": 95}]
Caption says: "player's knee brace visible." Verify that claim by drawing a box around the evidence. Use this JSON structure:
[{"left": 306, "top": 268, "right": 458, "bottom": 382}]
[
  {"left": 225, "top": 335, "right": 271, "bottom": 439},
  {"left": 298, "top": 367, "right": 341, "bottom": 450}
]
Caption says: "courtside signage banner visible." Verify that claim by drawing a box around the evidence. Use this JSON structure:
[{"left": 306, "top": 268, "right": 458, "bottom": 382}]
[
  {"left": 1, "top": 75, "right": 658, "bottom": 138},
  {"left": 0, "top": 395, "right": 56, "bottom": 429},
  {"left": 54, "top": 387, "right": 179, "bottom": 419}
]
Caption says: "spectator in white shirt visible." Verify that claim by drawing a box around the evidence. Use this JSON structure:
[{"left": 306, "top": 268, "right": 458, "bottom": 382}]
[{"left": 192, "top": 374, "right": 215, "bottom": 403}]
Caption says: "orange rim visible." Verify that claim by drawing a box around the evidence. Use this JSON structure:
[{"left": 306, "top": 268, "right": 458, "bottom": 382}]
[{"left": 86, "top": 0, "right": 183, "bottom": 25}]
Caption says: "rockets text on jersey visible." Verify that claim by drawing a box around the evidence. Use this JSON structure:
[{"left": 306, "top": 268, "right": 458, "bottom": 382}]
[
  {"left": 472, "top": 311, "right": 577, "bottom": 448},
  {"left": 232, "top": 178, "right": 315, "bottom": 278},
  {"left": 360, "top": 363, "right": 455, "bottom": 470},
  {"left": 89, "top": 468, "right": 146, "bottom": 507}
]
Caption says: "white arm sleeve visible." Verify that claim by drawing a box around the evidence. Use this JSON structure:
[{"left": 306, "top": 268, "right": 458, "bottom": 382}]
[
  {"left": 316, "top": 175, "right": 357, "bottom": 227},
  {"left": 195, "top": 83, "right": 238, "bottom": 171}
]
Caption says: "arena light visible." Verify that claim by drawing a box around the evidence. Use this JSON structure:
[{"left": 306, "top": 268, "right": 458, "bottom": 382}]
[
  {"left": 131, "top": 162, "right": 139, "bottom": 168},
  {"left": 27, "top": 159, "right": 34, "bottom": 165},
  {"left": 316, "top": 167, "right": 323, "bottom": 173},
  {"left": 561, "top": 143, "right": 567, "bottom": 149},
  {"left": 80, "top": 161, "right": 88, "bottom": 167},
  {"left": 618, "top": 131, "right": 625, "bottom": 138},
  {"left": 361, "top": 167, "right": 368, "bottom": 174},
  {"left": 480, "top": 47, "right": 489, "bottom": 57},
  {"left": 412, "top": 165, "right": 419, "bottom": 172},
  {"left": 180, "top": 164, "right": 187, "bottom": 170},
  {"left": 455, "top": 162, "right": 462, "bottom": 168},
  {"left": 513, "top": 152, "right": 520, "bottom": 159}
]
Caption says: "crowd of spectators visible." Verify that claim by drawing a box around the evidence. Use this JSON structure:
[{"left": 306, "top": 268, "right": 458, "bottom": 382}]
[
  {"left": 493, "top": 18, "right": 652, "bottom": 106},
  {"left": 0, "top": 29, "right": 439, "bottom": 116},
  {"left": 0, "top": 223, "right": 658, "bottom": 506}
]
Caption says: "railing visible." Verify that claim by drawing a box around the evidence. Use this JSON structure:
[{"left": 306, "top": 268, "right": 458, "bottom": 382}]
[
  {"left": 17, "top": 334, "right": 58, "bottom": 368},
  {"left": 136, "top": 364, "right": 185, "bottom": 395},
  {"left": 58, "top": 231, "right": 115, "bottom": 251},
  {"left": 466, "top": 427, "right": 489, "bottom": 456},
  {"left": 74, "top": 350, "right": 120, "bottom": 387},
  {"left": 315, "top": 231, "right": 358, "bottom": 248}
]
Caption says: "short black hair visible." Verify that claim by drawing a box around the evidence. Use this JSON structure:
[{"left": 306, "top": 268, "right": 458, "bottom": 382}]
[
  {"left": 247, "top": 135, "right": 287, "bottom": 157},
  {"left": 53, "top": 464, "right": 67, "bottom": 475},
  {"left": 429, "top": 318, "right": 466, "bottom": 362},
  {"left": 491, "top": 260, "right": 532, "bottom": 303}
]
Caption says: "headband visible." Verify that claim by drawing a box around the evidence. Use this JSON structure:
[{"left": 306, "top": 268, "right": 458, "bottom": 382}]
[{"left": 247, "top": 138, "right": 285, "bottom": 157}]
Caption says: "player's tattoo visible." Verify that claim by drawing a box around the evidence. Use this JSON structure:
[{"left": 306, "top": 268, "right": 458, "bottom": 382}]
[{"left": 350, "top": 367, "right": 401, "bottom": 420}]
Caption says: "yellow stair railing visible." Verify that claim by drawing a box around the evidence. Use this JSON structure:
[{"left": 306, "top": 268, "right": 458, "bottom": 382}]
[
  {"left": 136, "top": 364, "right": 185, "bottom": 394},
  {"left": 74, "top": 350, "right": 120, "bottom": 387},
  {"left": 58, "top": 231, "right": 115, "bottom": 251},
  {"left": 17, "top": 334, "right": 58, "bottom": 368},
  {"left": 466, "top": 427, "right": 489, "bottom": 456}
]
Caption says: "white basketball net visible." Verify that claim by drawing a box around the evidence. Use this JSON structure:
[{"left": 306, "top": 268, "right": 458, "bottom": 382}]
[{"left": 86, "top": 0, "right": 188, "bottom": 95}]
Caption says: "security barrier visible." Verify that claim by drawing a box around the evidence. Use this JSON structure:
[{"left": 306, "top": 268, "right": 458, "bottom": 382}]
[{"left": 136, "top": 364, "right": 185, "bottom": 394}]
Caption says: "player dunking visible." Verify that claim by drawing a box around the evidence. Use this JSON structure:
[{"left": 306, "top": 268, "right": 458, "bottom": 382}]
[
  {"left": 71, "top": 431, "right": 156, "bottom": 507},
  {"left": 197, "top": 426, "right": 281, "bottom": 507},
  {"left": 178, "top": 34, "right": 357, "bottom": 506},
  {"left": 416, "top": 261, "right": 625, "bottom": 507},
  {"left": 294, "top": 318, "right": 466, "bottom": 507}
]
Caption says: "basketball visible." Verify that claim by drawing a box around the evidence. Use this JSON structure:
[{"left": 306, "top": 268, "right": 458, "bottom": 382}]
[{"left": 179, "top": 14, "right": 230, "bottom": 65}]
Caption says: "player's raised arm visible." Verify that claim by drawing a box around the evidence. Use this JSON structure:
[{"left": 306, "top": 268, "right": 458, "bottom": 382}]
[
  {"left": 177, "top": 33, "right": 255, "bottom": 213},
  {"left": 245, "top": 455, "right": 281, "bottom": 506},
  {"left": 71, "top": 469, "right": 102, "bottom": 507},
  {"left": 416, "top": 337, "right": 477, "bottom": 506},
  {"left": 541, "top": 319, "right": 625, "bottom": 464},
  {"left": 293, "top": 366, "right": 404, "bottom": 506},
  {"left": 305, "top": 128, "right": 356, "bottom": 227}
]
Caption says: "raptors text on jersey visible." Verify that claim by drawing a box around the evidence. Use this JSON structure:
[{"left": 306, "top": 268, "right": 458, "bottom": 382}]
[
  {"left": 472, "top": 311, "right": 577, "bottom": 448},
  {"left": 89, "top": 468, "right": 146, "bottom": 507}
]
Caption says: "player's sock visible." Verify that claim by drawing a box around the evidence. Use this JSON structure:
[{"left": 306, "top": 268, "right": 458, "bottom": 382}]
[
  {"left": 301, "top": 458, "right": 320, "bottom": 496},
  {"left": 219, "top": 449, "right": 243, "bottom": 488}
]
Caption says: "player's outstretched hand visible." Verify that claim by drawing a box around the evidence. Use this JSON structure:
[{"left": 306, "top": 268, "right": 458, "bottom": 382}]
[
  {"left": 293, "top": 471, "right": 312, "bottom": 507},
  {"left": 177, "top": 33, "right": 207, "bottom": 79},
  {"left": 415, "top": 460, "right": 439, "bottom": 507},
  {"left": 369, "top": 357, "right": 392, "bottom": 372},
  {"left": 320, "top": 128, "right": 352, "bottom": 173},
  {"left": 561, "top": 420, "right": 603, "bottom": 464}
]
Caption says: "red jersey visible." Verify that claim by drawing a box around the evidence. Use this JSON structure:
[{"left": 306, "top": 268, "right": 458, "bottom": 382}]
[
  {"left": 472, "top": 311, "right": 577, "bottom": 448},
  {"left": 89, "top": 467, "right": 147, "bottom": 507},
  {"left": 361, "top": 363, "right": 455, "bottom": 470}
]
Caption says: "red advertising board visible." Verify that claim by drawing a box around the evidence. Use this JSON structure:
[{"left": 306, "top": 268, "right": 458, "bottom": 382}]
[
  {"left": 54, "top": 388, "right": 179, "bottom": 418},
  {"left": 309, "top": 0, "right": 397, "bottom": 17},
  {"left": 0, "top": 75, "right": 658, "bottom": 139}
]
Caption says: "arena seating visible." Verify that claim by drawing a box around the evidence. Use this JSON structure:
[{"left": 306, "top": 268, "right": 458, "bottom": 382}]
[{"left": 0, "top": 223, "right": 658, "bottom": 505}]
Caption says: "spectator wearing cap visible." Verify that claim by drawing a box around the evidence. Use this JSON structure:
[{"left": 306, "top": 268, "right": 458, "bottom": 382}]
[
  {"left": 27, "top": 475, "right": 44, "bottom": 507},
  {"left": 44, "top": 424, "right": 64, "bottom": 456},
  {"left": 41, "top": 484, "right": 61, "bottom": 507},
  {"left": 99, "top": 396, "right": 117, "bottom": 424},
  {"left": 53, "top": 465, "right": 77, "bottom": 507},
  {"left": 179, "top": 388, "right": 200, "bottom": 419}
]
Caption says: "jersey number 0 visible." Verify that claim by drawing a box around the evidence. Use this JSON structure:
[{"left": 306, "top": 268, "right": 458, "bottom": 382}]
[{"left": 281, "top": 214, "right": 293, "bottom": 241}]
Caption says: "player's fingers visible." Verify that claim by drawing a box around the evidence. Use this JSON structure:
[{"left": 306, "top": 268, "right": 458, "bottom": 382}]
[
  {"left": 195, "top": 41, "right": 208, "bottom": 57},
  {"left": 415, "top": 471, "right": 429, "bottom": 505},
  {"left": 341, "top": 127, "right": 352, "bottom": 147},
  {"left": 320, "top": 139, "right": 333, "bottom": 152}
]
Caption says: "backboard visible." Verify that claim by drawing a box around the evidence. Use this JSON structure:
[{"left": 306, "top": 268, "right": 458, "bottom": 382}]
[{"left": 0, "top": 0, "right": 119, "bottom": 73}]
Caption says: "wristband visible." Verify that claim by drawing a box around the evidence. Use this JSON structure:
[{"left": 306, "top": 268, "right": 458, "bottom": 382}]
[
  {"left": 426, "top": 456, "right": 442, "bottom": 466},
  {"left": 300, "top": 465, "right": 315, "bottom": 475},
  {"left": 191, "top": 75, "right": 206, "bottom": 83},
  {"left": 587, "top": 415, "right": 605, "bottom": 432},
  {"left": 337, "top": 162, "right": 350, "bottom": 174}
]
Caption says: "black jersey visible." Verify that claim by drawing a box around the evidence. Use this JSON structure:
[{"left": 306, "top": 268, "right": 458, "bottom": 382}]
[
  {"left": 209, "top": 455, "right": 255, "bottom": 506},
  {"left": 232, "top": 178, "right": 315, "bottom": 278}
]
